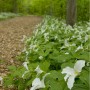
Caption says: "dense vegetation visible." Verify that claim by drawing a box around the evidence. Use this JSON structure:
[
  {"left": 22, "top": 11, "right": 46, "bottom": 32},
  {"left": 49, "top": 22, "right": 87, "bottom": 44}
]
[
  {"left": 0, "top": 0, "right": 89, "bottom": 90},
  {"left": 0, "top": 0, "right": 89, "bottom": 21},
  {"left": 0, "top": 12, "right": 20, "bottom": 20},
  {"left": 3, "top": 16, "right": 90, "bottom": 90}
]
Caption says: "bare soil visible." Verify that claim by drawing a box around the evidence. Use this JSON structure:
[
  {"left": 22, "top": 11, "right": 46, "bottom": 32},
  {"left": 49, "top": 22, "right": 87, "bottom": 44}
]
[{"left": 0, "top": 16, "right": 42, "bottom": 90}]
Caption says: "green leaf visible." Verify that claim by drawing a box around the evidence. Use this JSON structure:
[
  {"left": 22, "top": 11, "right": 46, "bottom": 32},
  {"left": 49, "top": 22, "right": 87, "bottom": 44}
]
[
  {"left": 79, "top": 69, "right": 90, "bottom": 89},
  {"left": 4, "top": 76, "right": 14, "bottom": 87},
  {"left": 40, "top": 61, "right": 50, "bottom": 72},
  {"left": 61, "top": 61, "right": 74, "bottom": 69},
  {"left": 7, "top": 65, "right": 16, "bottom": 71},
  {"left": 72, "top": 84, "right": 88, "bottom": 90},
  {"left": 47, "top": 70, "right": 63, "bottom": 81},
  {"left": 18, "top": 80, "right": 26, "bottom": 90},
  {"left": 46, "top": 79, "right": 63, "bottom": 90}
]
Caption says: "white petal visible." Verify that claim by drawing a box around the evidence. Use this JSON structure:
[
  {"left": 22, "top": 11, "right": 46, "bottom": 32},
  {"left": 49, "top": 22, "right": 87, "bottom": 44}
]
[
  {"left": 41, "top": 73, "right": 50, "bottom": 87},
  {"left": 65, "top": 39, "right": 69, "bottom": 47},
  {"left": 67, "top": 76, "right": 75, "bottom": 90},
  {"left": 64, "top": 74, "right": 70, "bottom": 81},
  {"left": 75, "top": 45, "right": 83, "bottom": 52},
  {"left": 30, "top": 86, "right": 36, "bottom": 90},
  {"left": 74, "top": 60, "right": 85, "bottom": 72},
  {"left": 30, "top": 73, "right": 50, "bottom": 90},
  {"left": 32, "top": 78, "right": 41, "bottom": 86},
  {"left": 39, "top": 56, "right": 43, "bottom": 60},
  {"left": 35, "top": 65, "right": 43, "bottom": 75},
  {"left": 31, "top": 78, "right": 44, "bottom": 90},
  {"left": 23, "top": 62, "right": 29, "bottom": 70},
  {"left": 85, "top": 35, "right": 88, "bottom": 42},
  {"left": 61, "top": 67, "right": 74, "bottom": 75},
  {"left": 65, "top": 52, "right": 69, "bottom": 55}
]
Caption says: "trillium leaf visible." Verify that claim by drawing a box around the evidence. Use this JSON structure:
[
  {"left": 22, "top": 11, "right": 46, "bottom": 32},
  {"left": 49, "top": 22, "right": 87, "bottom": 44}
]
[
  {"left": 46, "top": 79, "right": 63, "bottom": 90},
  {"left": 61, "top": 62, "right": 74, "bottom": 69},
  {"left": 47, "top": 70, "right": 63, "bottom": 81},
  {"left": 79, "top": 69, "right": 90, "bottom": 89},
  {"left": 40, "top": 61, "right": 50, "bottom": 72},
  {"left": 72, "top": 84, "right": 88, "bottom": 90}
]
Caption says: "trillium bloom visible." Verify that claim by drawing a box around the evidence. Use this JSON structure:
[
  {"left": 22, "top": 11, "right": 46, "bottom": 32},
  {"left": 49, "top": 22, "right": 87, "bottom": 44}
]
[
  {"left": 30, "top": 73, "right": 50, "bottom": 90},
  {"left": 30, "top": 44, "right": 37, "bottom": 50},
  {"left": 0, "top": 76, "right": 3, "bottom": 86},
  {"left": 65, "top": 52, "right": 69, "bottom": 55},
  {"left": 61, "top": 60, "right": 85, "bottom": 90},
  {"left": 35, "top": 65, "right": 43, "bottom": 76},
  {"left": 85, "top": 35, "right": 88, "bottom": 42},
  {"left": 23, "top": 62, "right": 29, "bottom": 70},
  {"left": 22, "top": 62, "right": 29, "bottom": 78},
  {"left": 75, "top": 44, "right": 83, "bottom": 52},
  {"left": 65, "top": 39, "right": 69, "bottom": 47},
  {"left": 39, "top": 56, "right": 43, "bottom": 60}
]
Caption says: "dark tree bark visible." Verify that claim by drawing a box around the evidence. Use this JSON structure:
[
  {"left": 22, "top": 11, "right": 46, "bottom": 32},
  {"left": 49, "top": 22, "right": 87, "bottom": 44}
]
[{"left": 66, "top": 0, "right": 77, "bottom": 27}]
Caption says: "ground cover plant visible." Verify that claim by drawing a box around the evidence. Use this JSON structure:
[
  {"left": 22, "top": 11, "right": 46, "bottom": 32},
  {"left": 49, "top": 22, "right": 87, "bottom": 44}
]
[
  {"left": 3, "top": 16, "right": 90, "bottom": 90},
  {"left": 0, "top": 12, "right": 21, "bottom": 20}
]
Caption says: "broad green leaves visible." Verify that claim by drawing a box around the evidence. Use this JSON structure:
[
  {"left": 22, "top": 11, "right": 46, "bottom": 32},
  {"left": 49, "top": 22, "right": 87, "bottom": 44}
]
[{"left": 4, "top": 16, "right": 90, "bottom": 90}]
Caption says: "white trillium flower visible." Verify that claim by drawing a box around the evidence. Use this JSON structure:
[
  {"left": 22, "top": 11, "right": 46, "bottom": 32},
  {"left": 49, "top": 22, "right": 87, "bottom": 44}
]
[
  {"left": 61, "top": 39, "right": 70, "bottom": 49},
  {"left": 30, "top": 73, "right": 50, "bottom": 90},
  {"left": 0, "top": 76, "right": 3, "bottom": 86},
  {"left": 65, "top": 39, "right": 69, "bottom": 47},
  {"left": 75, "top": 44, "right": 83, "bottom": 52},
  {"left": 22, "top": 62, "right": 29, "bottom": 78},
  {"left": 61, "top": 60, "right": 85, "bottom": 90},
  {"left": 44, "top": 33, "right": 49, "bottom": 42},
  {"left": 85, "top": 35, "right": 88, "bottom": 42},
  {"left": 30, "top": 44, "right": 37, "bottom": 50},
  {"left": 65, "top": 52, "right": 69, "bottom": 55},
  {"left": 54, "top": 35, "right": 58, "bottom": 40},
  {"left": 35, "top": 65, "right": 43, "bottom": 75},
  {"left": 39, "top": 56, "right": 43, "bottom": 60},
  {"left": 77, "top": 35, "right": 82, "bottom": 40},
  {"left": 23, "top": 62, "right": 29, "bottom": 70}
]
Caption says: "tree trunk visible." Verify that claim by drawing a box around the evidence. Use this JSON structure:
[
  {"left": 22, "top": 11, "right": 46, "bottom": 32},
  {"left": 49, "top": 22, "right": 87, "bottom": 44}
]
[{"left": 66, "top": 0, "right": 77, "bottom": 27}]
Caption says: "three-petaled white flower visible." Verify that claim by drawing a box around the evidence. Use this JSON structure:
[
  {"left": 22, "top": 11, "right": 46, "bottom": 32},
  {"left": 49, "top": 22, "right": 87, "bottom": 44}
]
[
  {"left": 23, "top": 62, "right": 29, "bottom": 70},
  {"left": 30, "top": 73, "right": 50, "bottom": 90},
  {"left": 22, "top": 62, "right": 29, "bottom": 78},
  {"left": 61, "top": 60, "right": 85, "bottom": 90},
  {"left": 35, "top": 65, "right": 43, "bottom": 76},
  {"left": 0, "top": 76, "right": 3, "bottom": 86}
]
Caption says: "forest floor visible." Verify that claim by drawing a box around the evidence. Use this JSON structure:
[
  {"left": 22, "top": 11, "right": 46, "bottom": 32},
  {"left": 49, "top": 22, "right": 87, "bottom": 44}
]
[{"left": 0, "top": 16, "right": 42, "bottom": 90}]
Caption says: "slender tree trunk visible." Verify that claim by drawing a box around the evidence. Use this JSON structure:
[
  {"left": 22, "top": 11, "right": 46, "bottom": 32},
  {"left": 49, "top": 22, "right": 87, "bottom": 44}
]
[{"left": 66, "top": 0, "right": 77, "bottom": 26}]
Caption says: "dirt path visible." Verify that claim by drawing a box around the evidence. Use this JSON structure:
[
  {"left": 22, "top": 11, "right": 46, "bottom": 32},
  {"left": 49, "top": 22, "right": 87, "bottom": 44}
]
[{"left": 0, "top": 16, "right": 42, "bottom": 87}]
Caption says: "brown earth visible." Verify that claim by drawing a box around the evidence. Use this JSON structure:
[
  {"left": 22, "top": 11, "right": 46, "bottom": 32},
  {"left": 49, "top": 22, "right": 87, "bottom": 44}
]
[{"left": 0, "top": 16, "right": 42, "bottom": 90}]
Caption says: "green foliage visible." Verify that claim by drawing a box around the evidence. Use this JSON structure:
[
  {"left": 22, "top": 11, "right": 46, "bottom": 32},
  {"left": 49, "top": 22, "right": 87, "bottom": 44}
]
[
  {"left": 0, "top": 0, "right": 89, "bottom": 21},
  {"left": 0, "top": 12, "right": 21, "bottom": 20},
  {"left": 4, "top": 16, "right": 90, "bottom": 90},
  {"left": 77, "top": 0, "right": 90, "bottom": 21},
  {"left": 29, "top": 0, "right": 66, "bottom": 17},
  {"left": 0, "top": 0, "right": 13, "bottom": 12},
  {"left": 29, "top": 0, "right": 89, "bottom": 21}
]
